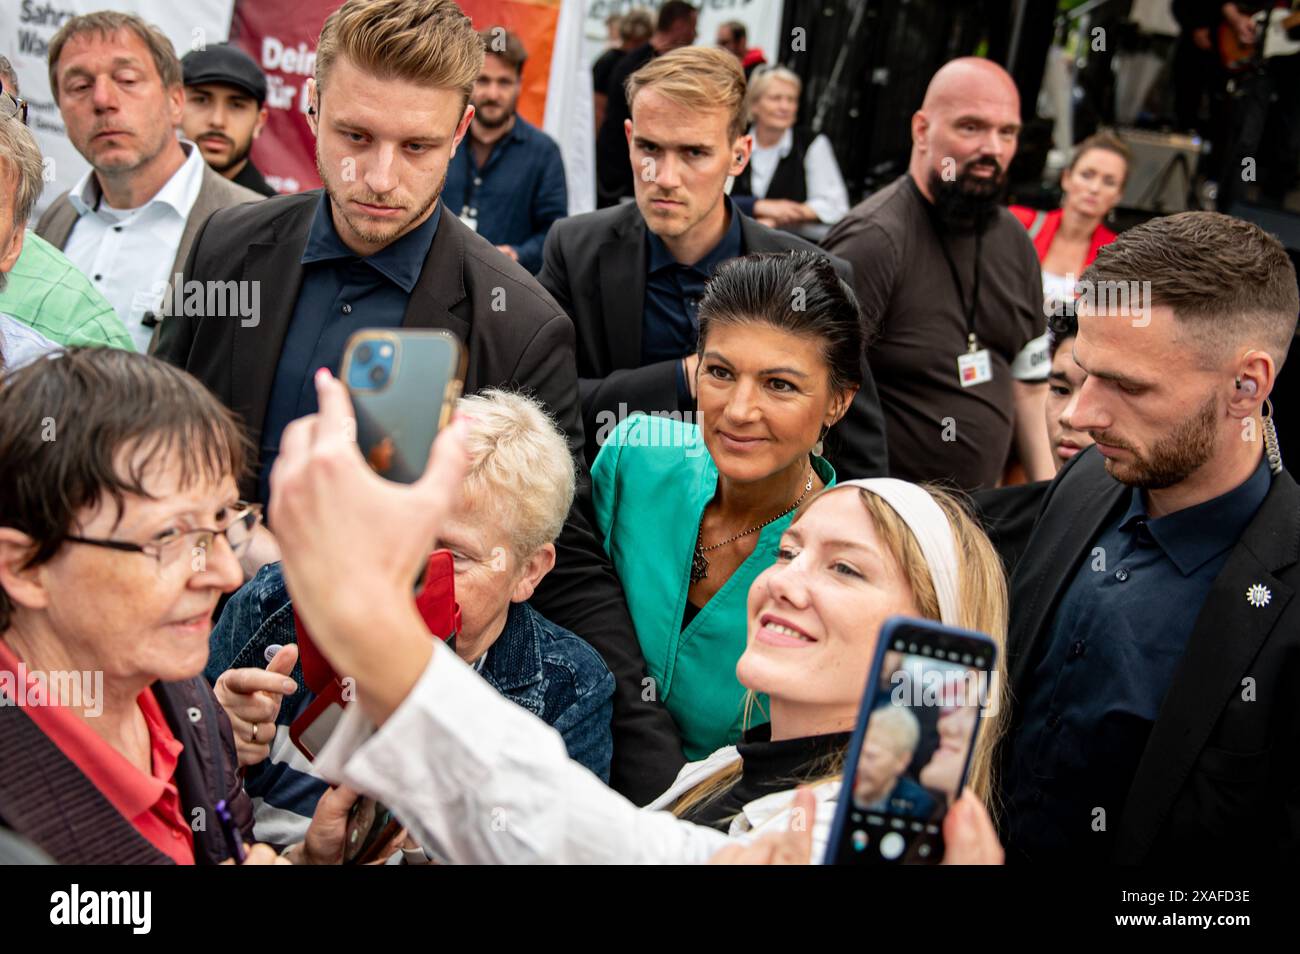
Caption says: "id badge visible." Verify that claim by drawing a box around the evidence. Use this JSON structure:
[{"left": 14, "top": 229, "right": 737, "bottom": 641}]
[{"left": 957, "top": 348, "right": 993, "bottom": 388}]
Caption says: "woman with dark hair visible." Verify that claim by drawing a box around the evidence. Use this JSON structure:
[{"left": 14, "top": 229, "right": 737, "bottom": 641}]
[
  {"left": 0, "top": 348, "right": 384, "bottom": 864},
  {"left": 591, "top": 250, "right": 864, "bottom": 759}
]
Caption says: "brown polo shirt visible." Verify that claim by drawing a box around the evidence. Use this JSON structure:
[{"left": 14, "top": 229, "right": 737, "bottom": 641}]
[{"left": 825, "top": 174, "right": 1044, "bottom": 491}]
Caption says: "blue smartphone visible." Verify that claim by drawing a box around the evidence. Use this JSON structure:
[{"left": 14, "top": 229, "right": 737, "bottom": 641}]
[
  {"left": 825, "top": 616, "right": 997, "bottom": 865},
  {"left": 340, "top": 328, "right": 466, "bottom": 484}
]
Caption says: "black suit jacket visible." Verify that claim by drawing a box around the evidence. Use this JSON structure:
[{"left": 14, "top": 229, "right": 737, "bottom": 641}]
[
  {"left": 997, "top": 447, "right": 1300, "bottom": 863},
  {"left": 536, "top": 201, "right": 890, "bottom": 478},
  {"left": 152, "top": 191, "right": 685, "bottom": 804}
]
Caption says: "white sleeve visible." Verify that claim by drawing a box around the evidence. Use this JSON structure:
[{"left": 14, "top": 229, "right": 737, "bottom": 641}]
[
  {"left": 1010, "top": 332, "right": 1051, "bottom": 381},
  {"left": 313, "top": 639, "right": 732, "bottom": 864},
  {"left": 803, "top": 135, "right": 850, "bottom": 225}
]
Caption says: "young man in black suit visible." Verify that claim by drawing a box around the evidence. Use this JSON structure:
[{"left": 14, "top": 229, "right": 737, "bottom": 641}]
[
  {"left": 152, "top": 0, "right": 682, "bottom": 805},
  {"left": 995, "top": 211, "right": 1300, "bottom": 863},
  {"left": 539, "top": 46, "right": 889, "bottom": 478}
]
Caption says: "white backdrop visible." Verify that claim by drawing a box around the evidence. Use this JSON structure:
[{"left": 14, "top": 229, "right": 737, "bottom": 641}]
[{"left": 1, "top": 0, "right": 236, "bottom": 218}]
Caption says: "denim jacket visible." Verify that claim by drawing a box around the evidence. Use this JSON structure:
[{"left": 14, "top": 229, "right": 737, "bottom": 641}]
[{"left": 206, "top": 562, "right": 614, "bottom": 844}]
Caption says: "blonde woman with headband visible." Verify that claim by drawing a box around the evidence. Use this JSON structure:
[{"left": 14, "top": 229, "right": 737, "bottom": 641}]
[{"left": 268, "top": 370, "right": 1010, "bottom": 863}]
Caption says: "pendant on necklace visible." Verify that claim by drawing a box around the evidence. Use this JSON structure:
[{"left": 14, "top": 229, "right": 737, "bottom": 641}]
[{"left": 691, "top": 547, "right": 709, "bottom": 584}]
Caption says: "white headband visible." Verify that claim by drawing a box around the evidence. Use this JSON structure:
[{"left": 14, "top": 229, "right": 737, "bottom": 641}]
[{"left": 827, "top": 478, "right": 962, "bottom": 627}]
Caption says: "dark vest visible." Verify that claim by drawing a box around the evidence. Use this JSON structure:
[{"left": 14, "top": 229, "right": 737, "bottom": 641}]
[
  {"left": 732, "top": 127, "right": 813, "bottom": 203},
  {"left": 0, "top": 675, "right": 252, "bottom": 864}
]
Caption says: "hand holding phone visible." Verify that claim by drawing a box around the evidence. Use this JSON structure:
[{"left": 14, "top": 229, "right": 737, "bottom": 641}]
[{"left": 826, "top": 616, "right": 997, "bottom": 865}]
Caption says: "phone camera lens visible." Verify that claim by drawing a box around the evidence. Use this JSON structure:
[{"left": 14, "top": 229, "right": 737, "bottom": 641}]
[
  {"left": 369, "top": 364, "right": 388, "bottom": 385},
  {"left": 356, "top": 343, "right": 373, "bottom": 364}
]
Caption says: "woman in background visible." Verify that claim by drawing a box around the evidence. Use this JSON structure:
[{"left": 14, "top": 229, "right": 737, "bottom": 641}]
[
  {"left": 729, "top": 67, "right": 850, "bottom": 235},
  {"left": 1011, "top": 130, "right": 1131, "bottom": 314}
]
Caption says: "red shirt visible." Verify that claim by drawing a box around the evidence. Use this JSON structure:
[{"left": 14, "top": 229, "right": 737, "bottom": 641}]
[
  {"left": 0, "top": 639, "right": 195, "bottom": 864},
  {"left": 1009, "top": 205, "right": 1117, "bottom": 272}
]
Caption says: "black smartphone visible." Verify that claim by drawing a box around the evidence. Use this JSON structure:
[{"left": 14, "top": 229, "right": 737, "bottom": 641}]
[
  {"left": 340, "top": 329, "right": 467, "bottom": 484},
  {"left": 343, "top": 796, "right": 401, "bottom": 865},
  {"left": 825, "top": 615, "right": 997, "bottom": 865}
]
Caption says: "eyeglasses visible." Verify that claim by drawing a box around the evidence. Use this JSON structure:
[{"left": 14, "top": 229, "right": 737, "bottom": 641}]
[
  {"left": 1, "top": 89, "right": 28, "bottom": 125},
  {"left": 66, "top": 503, "right": 263, "bottom": 575}
]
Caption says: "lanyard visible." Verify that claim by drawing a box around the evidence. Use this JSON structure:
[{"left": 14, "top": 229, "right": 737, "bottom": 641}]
[{"left": 919, "top": 186, "right": 984, "bottom": 353}]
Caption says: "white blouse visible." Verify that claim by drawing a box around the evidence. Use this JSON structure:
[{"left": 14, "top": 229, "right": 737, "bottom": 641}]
[
  {"left": 314, "top": 636, "right": 843, "bottom": 864},
  {"left": 745, "top": 127, "right": 851, "bottom": 226}
]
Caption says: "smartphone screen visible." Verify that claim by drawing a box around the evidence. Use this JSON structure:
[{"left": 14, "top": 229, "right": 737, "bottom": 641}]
[{"left": 827, "top": 616, "right": 996, "bottom": 865}]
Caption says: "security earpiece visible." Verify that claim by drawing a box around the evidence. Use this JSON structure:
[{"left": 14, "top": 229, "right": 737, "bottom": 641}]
[
  {"left": 1236, "top": 377, "right": 1258, "bottom": 396},
  {"left": 308, "top": 105, "right": 316, "bottom": 116}
]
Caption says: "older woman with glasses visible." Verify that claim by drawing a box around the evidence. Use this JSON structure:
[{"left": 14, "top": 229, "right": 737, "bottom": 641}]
[{"left": 0, "top": 348, "right": 374, "bottom": 864}]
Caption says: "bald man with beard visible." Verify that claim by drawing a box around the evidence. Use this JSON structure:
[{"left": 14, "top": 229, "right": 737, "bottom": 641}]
[{"left": 824, "top": 58, "right": 1050, "bottom": 492}]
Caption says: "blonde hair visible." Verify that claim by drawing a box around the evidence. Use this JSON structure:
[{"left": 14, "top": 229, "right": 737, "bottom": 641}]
[
  {"left": 745, "top": 65, "right": 802, "bottom": 123},
  {"left": 671, "top": 484, "right": 1010, "bottom": 820},
  {"left": 315, "top": 0, "right": 483, "bottom": 108},
  {"left": 867, "top": 704, "right": 921, "bottom": 758},
  {"left": 48, "top": 11, "right": 181, "bottom": 105},
  {"left": 456, "top": 389, "right": 576, "bottom": 562},
  {"left": 625, "top": 46, "right": 747, "bottom": 141}
]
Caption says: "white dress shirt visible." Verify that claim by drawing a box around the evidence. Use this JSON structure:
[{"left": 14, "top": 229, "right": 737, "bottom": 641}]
[
  {"left": 746, "top": 126, "right": 851, "bottom": 226},
  {"left": 62, "top": 140, "right": 206, "bottom": 353},
  {"left": 314, "top": 636, "right": 843, "bottom": 864}
]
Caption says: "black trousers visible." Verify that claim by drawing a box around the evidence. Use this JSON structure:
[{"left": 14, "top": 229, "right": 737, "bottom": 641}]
[{"left": 1217, "top": 52, "right": 1300, "bottom": 210}]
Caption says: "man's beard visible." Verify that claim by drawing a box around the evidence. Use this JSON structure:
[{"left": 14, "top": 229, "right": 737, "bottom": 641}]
[
  {"left": 927, "top": 160, "right": 1006, "bottom": 233},
  {"left": 1092, "top": 393, "right": 1220, "bottom": 489},
  {"left": 473, "top": 101, "right": 515, "bottom": 130},
  {"left": 316, "top": 149, "right": 445, "bottom": 249},
  {"left": 201, "top": 133, "right": 254, "bottom": 174}
]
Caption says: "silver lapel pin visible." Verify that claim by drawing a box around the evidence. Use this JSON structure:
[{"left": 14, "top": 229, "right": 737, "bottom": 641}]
[{"left": 1245, "top": 583, "right": 1272, "bottom": 609}]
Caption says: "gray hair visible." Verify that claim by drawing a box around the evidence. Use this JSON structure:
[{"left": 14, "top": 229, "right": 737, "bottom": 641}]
[
  {"left": 0, "top": 55, "right": 18, "bottom": 96},
  {"left": 0, "top": 116, "right": 43, "bottom": 229},
  {"left": 745, "top": 65, "right": 802, "bottom": 122}
]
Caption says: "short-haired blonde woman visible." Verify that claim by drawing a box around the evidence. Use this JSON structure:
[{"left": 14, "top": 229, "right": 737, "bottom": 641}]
[
  {"left": 207, "top": 389, "right": 615, "bottom": 845},
  {"left": 729, "top": 66, "right": 851, "bottom": 233},
  {"left": 261, "top": 365, "right": 1011, "bottom": 862}
]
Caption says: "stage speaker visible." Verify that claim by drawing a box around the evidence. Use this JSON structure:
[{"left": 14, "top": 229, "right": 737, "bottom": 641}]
[{"left": 1117, "top": 128, "right": 1205, "bottom": 214}]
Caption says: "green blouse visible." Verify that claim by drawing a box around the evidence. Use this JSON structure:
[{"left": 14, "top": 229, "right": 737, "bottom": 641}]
[{"left": 592, "top": 415, "right": 836, "bottom": 760}]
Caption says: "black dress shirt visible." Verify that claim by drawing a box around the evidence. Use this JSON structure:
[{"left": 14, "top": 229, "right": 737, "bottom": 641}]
[
  {"left": 1003, "top": 456, "right": 1272, "bottom": 861},
  {"left": 258, "top": 193, "right": 441, "bottom": 502},
  {"left": 642, "top": 199, "right": 743, "bottom": 403}
]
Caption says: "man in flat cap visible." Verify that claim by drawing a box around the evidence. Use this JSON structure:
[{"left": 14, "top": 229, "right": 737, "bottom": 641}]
[{"left": 181, "top": 42, "right": 276, "bottom": 197}]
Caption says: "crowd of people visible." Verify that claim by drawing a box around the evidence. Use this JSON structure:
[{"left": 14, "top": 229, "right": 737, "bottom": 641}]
[{"left": 0, "top": 0, "right": 1297, "bottom": 867}]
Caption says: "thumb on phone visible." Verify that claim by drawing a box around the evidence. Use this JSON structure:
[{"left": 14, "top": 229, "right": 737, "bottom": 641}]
[{"left": 266, "top": 643, "right": 299, "bottom": 679}]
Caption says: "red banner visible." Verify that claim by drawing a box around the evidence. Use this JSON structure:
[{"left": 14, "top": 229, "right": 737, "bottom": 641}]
[{"left": 229, "top": 0, "right": 561, "bottom": 194}]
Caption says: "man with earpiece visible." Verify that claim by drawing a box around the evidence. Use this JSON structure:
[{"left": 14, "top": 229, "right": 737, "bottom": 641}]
[
  {"left": 992, "top": 211, "right": 1300, "bottom": 866},
  {"left": 536, "top": 46, "right": 888, "bottom": 478}
]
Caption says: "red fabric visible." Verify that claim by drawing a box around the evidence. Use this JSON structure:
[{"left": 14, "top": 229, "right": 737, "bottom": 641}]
[
  {"left": 742, "top": 48, "right": 767, "bottom": 69},
  {"left": 1009, "top": 206, "right": 1117, "bottom": 271},
  {"left": 0, "top": 639, "right": 195, "bottom": 864}
]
